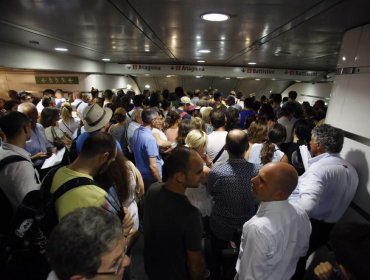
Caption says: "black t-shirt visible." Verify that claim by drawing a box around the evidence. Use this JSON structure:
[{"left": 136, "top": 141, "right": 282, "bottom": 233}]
[{"left": 143, "top": 183, "right": 202, "bottom": 280}]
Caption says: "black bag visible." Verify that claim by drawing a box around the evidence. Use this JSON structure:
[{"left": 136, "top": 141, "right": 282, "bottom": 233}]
[{"left": 0, "top": 166, "right": 96, "bottom": 280}]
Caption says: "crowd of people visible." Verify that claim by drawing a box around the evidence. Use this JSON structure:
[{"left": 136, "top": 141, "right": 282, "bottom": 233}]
[{"left": 0, "top": 86, "right": 368, "bottom": 280}]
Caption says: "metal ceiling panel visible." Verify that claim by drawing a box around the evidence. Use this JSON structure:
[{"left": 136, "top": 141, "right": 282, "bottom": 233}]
[{"left": 0, "top": 0, "right": 369, "bottom": 71}]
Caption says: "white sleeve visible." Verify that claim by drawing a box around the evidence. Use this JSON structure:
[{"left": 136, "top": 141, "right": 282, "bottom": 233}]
[{"left": 237, "top": 224, "right": 271, "bottom": 280}]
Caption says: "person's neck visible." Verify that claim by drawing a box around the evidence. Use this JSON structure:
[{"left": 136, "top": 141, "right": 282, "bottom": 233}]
[
  {"left": 68, "top": 158, "right": 97, "bottom": 177},
  {"left": 164, "top": 179, "right": 185, "bottom": 195},
  {"left": 228, "top": 154, "right": 244, "bottom": 160},
  {"left": 6, "top": 138, "right": 26, "bottom": 149},
  {"left": 143, "top": 123, "right": 151, "bottom": 129},
  {"left": 214, "top": 126, "right": 225, "bottom": 131}
]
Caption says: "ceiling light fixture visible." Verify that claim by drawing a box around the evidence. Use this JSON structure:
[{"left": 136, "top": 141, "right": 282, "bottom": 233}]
[
  {"left": 54, "top": 47, "right": 68, "bottom": 52},
  {"left": 198, "top": 49, "right": 211, "bottom": 53},
  {"left": 201, "top": 13, "right": 230, "bottom": 22},
  {"left": 225, "top": 77, "right": 230, "bottom": 80},
  {"left": 255, "top": 78, "right": 260, "bottom": 81},
  {"left": 102, "top": 58, "right": 110, "bottom": 62},
  {"left": 248, "top": 62, "right": 257, "bottom": 65},
  {"left": 145, "top": 84, "right": 151, "bottom": 88},
  {"left": 197, "top": 60, "right": 205, "bottom": 63},
  {"left": 196, "top": 76, "right": 202, "bottom": 78}
]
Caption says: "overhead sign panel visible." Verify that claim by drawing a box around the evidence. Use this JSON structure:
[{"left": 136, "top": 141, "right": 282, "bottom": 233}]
[
  {"left": 35, "top": 76, "right": 79, "bottom": 84},
  {"left": 106, "top": 64, "right": 327, "bottom": 81}
]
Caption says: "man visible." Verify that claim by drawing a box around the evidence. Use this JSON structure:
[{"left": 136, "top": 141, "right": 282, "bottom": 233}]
[
  {"left": 208, "top": 129, "right": 259, "bottom": 242},
  {"left": 36, "top": 89, "right": 55, "bottom": 113},
  {"left": 207, "top": 129, "right": 259, "bottom": 279},
  {"left": 127, "top": 108, "right": 143, "bottom": 158},
  {"left": 176, "top": 96, "right": 192, "bottom": 120},
  {"left": 46, "top": 207, "right": 131, "bottom": 280},
  {"left": 206, "top": 109, "right": 229, "bottom": 165},
  {"left": 50, "top": 132, "right": 118, "bottom": 220},
  {"left": 236, "top": 162, "right": 311, "bottom": 280},
  {"left": 277, "top": 101, "right": 297, "bottom": 143},
  {"left": 144, "top": 147, "right": 205, "bottom": 280},
  {"left": 132, "top": 109, "right": 161, "bottom": 189},
  {"left": 18, "top": 102, "right": 53, "bottom": 172},
  {"left": 0, "top": 112, "right": 40, "bottom": 216},
  {"left": 71, "top": 91, "right": 88, "bottom": 119},
  {"left": 239, "top": 97, "right": 255, "bottom": 129},
  {"left": 290, "top": 124, "right": 359, "bottom": 278}
]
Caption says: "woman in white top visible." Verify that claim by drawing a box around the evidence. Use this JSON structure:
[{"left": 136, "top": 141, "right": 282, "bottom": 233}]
[
  {"left": 184, "top": 129, "right": 213, "bottom": 217},
  {"left": 247, "top": 123, "right": 288, "bottom": 167},
  {"left": 57, "top": 102, "right": 80, "bottom": 139},
  {"left": 40, "top": 107, "right": 72, "bottom": 150},
  {"left": 152, "top": 112, "right": 172, "bottom": 151}
]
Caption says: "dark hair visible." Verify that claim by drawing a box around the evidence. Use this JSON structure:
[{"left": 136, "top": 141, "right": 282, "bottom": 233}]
[
  {"left": 329, "top": 223, "right": 370, "bottom": 279},
  {"left": 293, "top": 119, "right": 311, "bottom": 144},
  {"left": 176, "top": 119, "right": 193, "bottom": 146},
  {"left": 213, "top": 92, "right": 222, "bottom": 101},
  {"left": 165, "top": 110, "right": 181, "bottom": 127},
  {"left": 165, "top": 146, "right": 197, "bottom": 177},
  {"left": 114, "top": 107, "right": 127, "bottom": 123},
  {"left": 43, "top": 89, "right": 55, "bottom": 96},
  {"left": 46, "top": 207, "right": 122, "bottom": 280},
  {"left": 103, "top": 89, "right": 114, "bottom": 100},
  {"left": 149, "top": 92, "right": 160, "bottom": 108},
  {"left": 244, "top": 97, "right": 254, "bottom": 109},
  {"left": 0, "top": 111, "right": 30, "bottom": 139},
  {"left": 260, "top": 123, "right": 286, "bottom": 165},
  {"left": 161, "top": 99, "right": 171, "bottom": 111},
  {"left": 133, "top": 95, "right": 144, "bottom": 107},
  {"left": 41, "top": 97, "right": 53, "bottom": 108},
  {"left": 225, "top": 107, "right": 240, "bottom": 132},
  {"left": 288, "top": 91, "right": 298, "bottom": 100},
  {"left": 175, "top": 86, "right": 185, "bottom": 98},
  {"left": 210, "top": 109, "right": 225, "bottom": 129},
  {"left": 226, "top": 129, "right": 249, "bottom": 157},
  {"left": 4, "top": 100, "right": 20, "bottom": 111},
  {"left": 80, "top": 132, "right": 116, "bottom": 159},
  {"left": 40, "top": 107, "right": 59, "bottom": 128}
]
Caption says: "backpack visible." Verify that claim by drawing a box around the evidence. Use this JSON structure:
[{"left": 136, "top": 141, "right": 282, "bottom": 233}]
[
  {"left": 0, "top": 166, "right": 96, "bottom": 280},
  {"left": 0, "top": 155, "right": 29, "bottom": 234}
]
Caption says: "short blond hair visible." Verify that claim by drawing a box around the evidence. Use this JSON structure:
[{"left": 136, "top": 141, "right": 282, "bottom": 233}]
[{"left": 185, "top": 129, "right": 208, "bottom": 154}]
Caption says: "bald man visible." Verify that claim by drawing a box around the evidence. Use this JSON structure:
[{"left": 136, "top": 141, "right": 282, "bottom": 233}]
[{"left": 235, "top": 162, "right": 311, "bottom": 280}]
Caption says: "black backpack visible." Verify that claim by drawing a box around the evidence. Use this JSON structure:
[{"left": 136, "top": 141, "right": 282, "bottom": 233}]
[{"left": 0, "top": 165, "right": 96, "bottom": 280}]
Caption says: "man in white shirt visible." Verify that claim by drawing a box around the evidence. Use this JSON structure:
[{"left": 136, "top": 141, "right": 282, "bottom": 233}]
[
  {"left": 206, "top": 109, "right": 228, "bottom": 165},
  {"left": 71, "top": 91, "right": 88, "bottom": 119},
  {"left": 290, "top": 124, "right": 358, "bottom": 279},
  {"left": 236, "top": 162, "right": 311, "bottom": 280}
]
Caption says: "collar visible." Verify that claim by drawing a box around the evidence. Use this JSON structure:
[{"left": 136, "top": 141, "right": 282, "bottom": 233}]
[
  {"left": 308, "top": 152, "right": 340, "bottom": 167},
  {"left": 256, "top": 200, "right": 289, "bottom": 215},
  {"left": 1, "top": 142, "right": 32, "bottom": 159}
]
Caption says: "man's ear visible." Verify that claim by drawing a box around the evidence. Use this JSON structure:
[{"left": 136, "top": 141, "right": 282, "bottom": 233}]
[
  {"left": 100, "top": 151, "right": 110, "bottom": 162},
  {"left": 174, "top": 172, "right": 186, "bottom": 184}
]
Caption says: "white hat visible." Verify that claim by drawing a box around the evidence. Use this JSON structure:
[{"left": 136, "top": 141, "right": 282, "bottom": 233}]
[
  {"left": 83, "top": 104, "right": 113, "bottom": 132},
  {"left": 180, "top": 96, "right": 192, "bottom": 105}
]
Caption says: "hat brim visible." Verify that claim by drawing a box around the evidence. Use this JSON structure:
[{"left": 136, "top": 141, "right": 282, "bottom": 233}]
[{"left": 84, "top": 107, "right": 113, "bottom": 132}]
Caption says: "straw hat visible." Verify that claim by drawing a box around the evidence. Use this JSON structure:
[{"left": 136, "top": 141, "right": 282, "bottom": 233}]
[{"left": 83, "top": 104, "right": 112, "bottom": 132}]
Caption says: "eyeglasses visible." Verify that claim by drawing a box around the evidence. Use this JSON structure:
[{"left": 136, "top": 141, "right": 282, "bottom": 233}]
[{"left": 95, "top": 238, "right": 128, "bottom": 276}]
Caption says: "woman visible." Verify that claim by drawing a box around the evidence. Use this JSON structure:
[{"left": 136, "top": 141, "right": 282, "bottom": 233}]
[
  {"left": 58, "top": 102, "right": 81, "bottom": 139},
  {"left": 164, "top": 110, "right": 181, "bottom": 142},
  {"left": 40, "top": 107, "right": 72, "bottom": 150},
  {"left": 184, "top": 129, "right": 213, "bottom": 217},
  {"left": 152, "top": 112, "right": 172, "bottom": 150},
  {"left": 108, "top": 107, "right": 129, "bottom": 155},
  {"left": 247, "top": 123, "right": 288, "bottom": 167}
]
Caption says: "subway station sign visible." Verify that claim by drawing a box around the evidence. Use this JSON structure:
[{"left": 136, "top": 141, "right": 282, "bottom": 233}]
[
  {"left": 106, "top": 64, "right": 327, "bottom": 81},
  {"left": 35, "top": 76, "right": 79, "bottom": 84}
]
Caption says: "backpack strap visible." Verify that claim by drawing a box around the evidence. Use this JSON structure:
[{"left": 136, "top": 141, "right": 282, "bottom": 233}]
[
  {"left": 212, "top": 145, "right": 225, "bottom": 164},
  {"left": 75, "top": 101, "right": 83, "bottom": 109},
  {"left": 52, "top": 177, "right": 96, "bottom": 201},
  {"left": 0, "top": 155, "right": 28, "bottom": 170}
]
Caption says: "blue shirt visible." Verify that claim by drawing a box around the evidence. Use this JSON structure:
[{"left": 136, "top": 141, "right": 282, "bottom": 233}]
[
  {"left": 133, "top": 126, "right": 161, "bottom": 181},
  {"left": 25, "top": 123, "right": 52, "bottom": 166}
]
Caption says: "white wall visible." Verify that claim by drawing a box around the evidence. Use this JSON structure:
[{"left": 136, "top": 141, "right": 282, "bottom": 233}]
[
  {"left": 281, "top": 82, "right": 332, "bottom": 105},
  {"left": 84, "top": 74, "right": 140, "bottom": 94},
  {"left": 326, "top": 23, "right": 370, "bottom": 223}
]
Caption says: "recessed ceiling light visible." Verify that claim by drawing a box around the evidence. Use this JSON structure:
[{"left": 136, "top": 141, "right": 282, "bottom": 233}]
[
  {"left": 112, "top": 46, "right": 116, "bottom": 49},
  {"left": 272, "top": 78, "right": 276, "bottom": 80},
  {"left": 196, "top": 76, "right": 202, "bottom": 78},
  {"left": 248, "top": 62, "right": 257, "bottom": 65},
  {"left": 145, "top": 84, "right": 151, "bottom": 88},
  {"left": 295, "top": 80, "right": 301, "bottom": 83},
  {"left": 225, "top": 77, "right": 230, "bottom": 80},
  {"left": 54, "top": 47, "right": 68, "bottom": 52},
  {"left": 201, "top": 13, "right": 230, "bottom": 22},
  {"left": 196, "top": 35, "right": 201, "bottom": 39},
  {"left": 221, "top": 36, "right": 225, "bottom": 40},
  {"left": 166, "top": 75, "right": 172, "bottom": 78},
  {"left": 198, "top": 49, "right": 211, "bottom": 53},
  {"left": 197, "top": 60, "right": 205, "bottom": 63},
  {"left": 255, "top": 78, "right": 260, "bottom": 81},
  {"left": 102, "top": 58, "right": 110, "bottom": 62}
]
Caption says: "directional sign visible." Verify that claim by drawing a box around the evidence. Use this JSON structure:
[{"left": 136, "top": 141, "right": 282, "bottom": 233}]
[{"left": 35, "top": 76, "right": 79, "bottom": 84}]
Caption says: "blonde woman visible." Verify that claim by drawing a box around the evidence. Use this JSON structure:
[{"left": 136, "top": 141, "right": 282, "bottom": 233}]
[
  {"left": 58, "top": 102, "right": 81, "bottom": 139},
  {"left": 201, "top": 106, "right": 214, "bottom": 134},
  {"left": 184, "top": 129, "right": 213, "bottom": 217}
]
